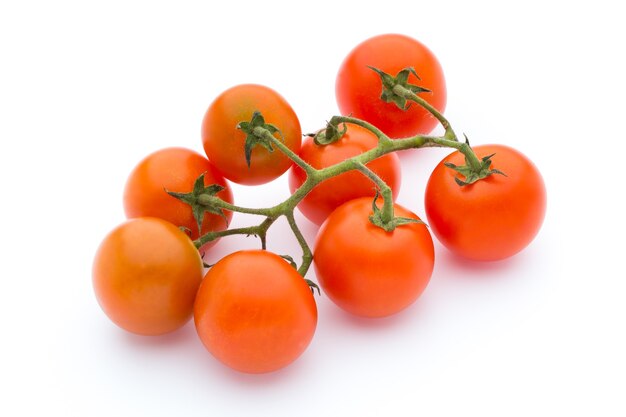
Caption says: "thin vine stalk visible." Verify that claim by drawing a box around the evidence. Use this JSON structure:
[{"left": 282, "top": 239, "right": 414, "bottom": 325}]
[{"left": 191, "top": 90, "right": 490, "bottom": 280}]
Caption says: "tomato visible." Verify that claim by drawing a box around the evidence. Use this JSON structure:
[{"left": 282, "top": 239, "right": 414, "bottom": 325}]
[
  {"left": 314, "top": 198, "right": 434, "bottom": 318},
  {"left": 92, "top": 218, "right": 204, "bottom": 335},
  {"left": 288, "top": 123, "right": 401, "bottom": 225},
  {"left": 194, "top": 250, "right": 317, "bottom": 373},
  {"left": 336, "top": 34, "right": 446, "bottom": 138},
  {"left": 201, "top": 84, "right": 302, "bottom": 185},
  {"left": 123, "top": 147, "right": 233, "bottom": 251},
  {"left": 425, "top": 144, "right": 546, "bottom": 261}
]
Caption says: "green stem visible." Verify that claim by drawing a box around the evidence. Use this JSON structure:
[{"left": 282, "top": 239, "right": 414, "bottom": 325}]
[
  {"left": 193, "top": 110, "right": 486, "bottom": 277},
  {"left": 430, "top": 137, "right": 483, "bottom": 172},
  {"left": 327, "top": 115, "right": 391, "bottom": 144},
  {"left": 193, "top": 217, "right": 276, "bottom": 249},
  {"left": 254, "top": 127, "right": 315, "bottom": 175},
  {"left": 393, "top": 85, "right": 457, "bottom": 141},
  {"left": 351, "top": 161, "right": 394, "bottom": 224},
  {"left": 285, "top": 212, "right": 313, "bottom": 276},
  {"left": 198, "top": 194, "right": 273, "bottom": 216}
]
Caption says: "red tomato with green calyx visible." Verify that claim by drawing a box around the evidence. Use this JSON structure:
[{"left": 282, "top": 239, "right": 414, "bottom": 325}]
[
  {"left": 336, "top": 33, "right": 446, "bottom": 138},
  {"left": 201, "top": 84, "right": 302, "bottom": 185},
  {"left": 314, "top": 197, "right": 434, "bottom": 318},
  {"left": 425, "top": 144, "right": 546, "bottom": 261},
  {"left": 123, "top": 147, "right": 233, "bottom": 251}
]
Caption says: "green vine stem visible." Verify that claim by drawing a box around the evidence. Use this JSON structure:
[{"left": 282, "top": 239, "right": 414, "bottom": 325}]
[
  {"left": 186, "top": 89, "right": 497, "bottom": 282},
  {"left": 285, "top": 212, "right": 313, "bottom": 276}
]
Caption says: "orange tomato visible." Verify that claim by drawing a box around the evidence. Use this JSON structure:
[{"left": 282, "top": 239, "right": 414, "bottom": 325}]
[
  {"left": 336, "top": 34, "right": 446, "bottom": 138},
  {"left": 194, "top": 250, "right": 317, "bottom": 373},
  {"left": 201, "top": 84, "right": 302, "bottom": 185},
  {"left": 93, "top": 218, "right": 204, "bottom": 335},
  {"left": 123, "top": 147, "right": 233, "bottom": 251}
]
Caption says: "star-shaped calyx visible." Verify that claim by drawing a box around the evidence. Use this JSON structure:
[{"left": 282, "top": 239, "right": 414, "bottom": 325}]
[
  {"left": 166, "top": 173, "right": 228, "bottom": 234},
  {"left": 368, "top": 66, "right": 431, "bottom": 110},
  {"left": 368, "top": 191, "right": 426, "bottom": 232},
  {"left": 444, "top": 136, "right": 508, "bottom": 186},
  {"left": 237, "top": 111, "right": 283, "bottom": 168}
]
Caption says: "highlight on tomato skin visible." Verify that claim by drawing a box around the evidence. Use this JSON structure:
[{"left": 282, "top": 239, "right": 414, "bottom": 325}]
[
  {"left": 314, "top": 197, "right": 435, "bottom": 318},
  {"left": 193, "top": 250, "right": 318, "bottom": 374},
  {"left": 201, "top": 84, "right": 302, "bottom": 185},
  {"left": 92, "top": 217, "right": 204, "bottom": 336},
  {"left": 425, "top": 144, "right": 547, "bottom": 262},
  {"left": 123, "top": 147, "right": 233, "bottom": 251},
  {"left": 288, "top": 123, "right": 402, "bottom": 226},
  {"left": 336, "top": 33, "right": 447, "bottom": 138}
]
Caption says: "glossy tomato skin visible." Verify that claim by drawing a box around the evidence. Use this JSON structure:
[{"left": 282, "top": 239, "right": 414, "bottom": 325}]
[
  {"left": 194, "top": 250, "right": 317, "bottom": 374},
  {"left": 123, "top": 147, "right": 233, "bottom": 251},
  {"left": 314, "top": 198, "right": 434, "bottom": 318},
  {"left": 336, "top": 34, "right": 446, "bottom": 138},
  {"left": 201, "top": 84, "right": 302, "bottom": 185},
  {"left": 425, "top": 144, "right": 546, "bottom": 261},
  {"left": 288, "top": 123, "right": 401, "bottom": 225},
  {"left": 93, "top": 218, "right": 204, "bottom": 336}
]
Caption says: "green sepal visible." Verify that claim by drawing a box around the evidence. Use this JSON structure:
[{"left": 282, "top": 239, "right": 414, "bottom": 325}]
[
  {"left": 178, "top": 226, "right": 192, "bottom": 236},
  {"left": 166, "top": 173, "right": 228, "bottom": 233},
  {"left": 368, "top": 191, "right": 427, "bottom": 232},
  {"left": 369, "top": 66, "right": 431, "bottom": 110},
  {"left": 237, "top": 111, "right": 283, "bottom": 167},
  {"left": 305, "top": 279, "right": 321, "bottom": 296},
  {"left": 313, "top": 118, "right": 347, "bottom": 146},
  {"left": 198, "top": 251, "right": 214, "bottom": 268},
  {"left": 445, "top": 140, "right": 508, "bottom": 186},
  {"left": 393, "top": 217, "right": 426, "bottom": 227},
  {"left": 280, "top": 254, "right": 298, "bottom": 269}
]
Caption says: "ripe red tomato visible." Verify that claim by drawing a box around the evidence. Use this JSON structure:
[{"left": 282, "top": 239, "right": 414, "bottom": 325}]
[
  {"left": 314, "top": 198, "right": 434, "bottom": 318},
  {"left": 201, "top": 84, "right": 302, "bottom": 185},
  {"left": 425, "top": 144, "right": 546, "bottom": 261},
  {"left": 194, "top": 250, "right": 317, "bottom": 373},
  {"left": 288, "top": 123, "right": 401, "bottom": 225},
  {"left": 93, "top": 218, "right": 204, "bottom": 335},
  {"left": 123, "top": 147, "right": 233, "bottom": 251},
  {"left": 336, "top": 34, "right": 446, "bottom": 138}
]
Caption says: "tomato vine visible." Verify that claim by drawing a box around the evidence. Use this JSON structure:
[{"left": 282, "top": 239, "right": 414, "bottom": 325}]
[{"left": 172, "top": 67, "right": 495, "bottom": 283}]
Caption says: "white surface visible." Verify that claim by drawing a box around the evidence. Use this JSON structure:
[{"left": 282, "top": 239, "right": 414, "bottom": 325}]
[{"left": 1, "top": 1, "right": 625, "bottom": 416}]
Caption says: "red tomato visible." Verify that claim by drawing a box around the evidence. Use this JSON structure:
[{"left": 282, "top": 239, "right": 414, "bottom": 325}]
[
  {"left": 194, "top": 250, "right": 317, "bottom": 373},
  {"left": 314, "top": 198, "right": 434, "bottom": 318},
  {"left": 288, "top": 123, "right": 401, "bottom": 225},
  {"left": 123, "top": 147, "right": 233, "bottom": 251},
  {"left": 425, "top": 144, "right": 546, "bottom": 261},
  {"left": 336, "top": 34, "right": 446, "bottom": 138},
  {"left": 201, "top": 84, "right": 302, "bottom": 185},
  {"left": 93, "top": 218, "right": 204, "bottom": 335}
]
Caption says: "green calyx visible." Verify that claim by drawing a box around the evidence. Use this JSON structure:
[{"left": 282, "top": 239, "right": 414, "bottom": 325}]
[
  {"left": 445, "top": 154, "right": 507, "bottom": 186},
  {"left": 368, "top": 191, "right": 425, "bottom": 232},
  {"left": 166, "top": 173, "right": 228, "bottom": 233},
  {"left": 311, "top": 117, "right": 347, "bottom": 146},
  {"left": 237, "top": 111, "right": 283, "bottom": 167},
  {"left": 369, "top": 66, "right": 431, "bottom": 110}
]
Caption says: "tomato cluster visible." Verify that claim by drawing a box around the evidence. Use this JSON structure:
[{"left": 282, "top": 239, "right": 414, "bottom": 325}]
[{"left": 92, "top": 34, "right": 546, "bottom": 375}]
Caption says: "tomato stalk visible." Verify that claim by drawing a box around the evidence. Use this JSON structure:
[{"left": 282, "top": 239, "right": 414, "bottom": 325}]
[
  {"left": 187, "top": 91, "right": 497, "bottom": 278},
  {"left": 285, "top": 212, "right": 313, "bottom": 276},
  {"left": 194, "top": 217, "right": 277, "bottom": 250},
  {"left": 191, "top": 121, "right": 473, "bottom": 273}
]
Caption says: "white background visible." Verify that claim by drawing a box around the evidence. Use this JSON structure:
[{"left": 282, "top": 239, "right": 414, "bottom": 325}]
[{"left": 1, "top": 1, "right": 625, "bottom": 416}]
